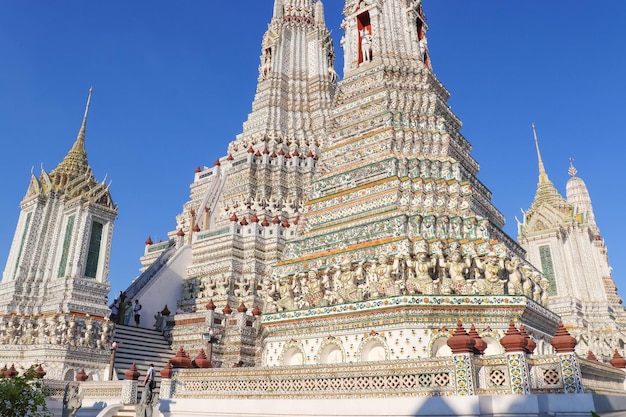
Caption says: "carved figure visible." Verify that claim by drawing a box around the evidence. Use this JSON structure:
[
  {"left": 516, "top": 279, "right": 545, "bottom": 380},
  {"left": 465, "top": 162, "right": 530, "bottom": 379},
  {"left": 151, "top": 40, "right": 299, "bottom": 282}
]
[
  {"left": 532, "top": 272, "right": 543, "bottom": 302},
  {"left": 539, "top": 277, "right": 551, "bottom": 305},
  {"left": 328, "top": 66, "right": 338, "bottom": 83},
  {"left": 304, "top": 270, "right": 327, "bottom": 307},
  {"left": 37, "top": 317, "right": 48, "bottom": 344},
  {"left": 0, "top": 317, "right": 7, "bottom": 344},
  {"left": 8, "top": 316, "right": 20, "bottom": 344},
  {"left": 505, "top": 257, "right": 524, "bottom": 295},
  {"left": 260, "top": 49, "right": 272, "bottom": 79},
  {"left": 422, "top": 215, "right": 435, "bottom": 239},
  {"left": 261, "top": 280, "right": 277, "bottom": 313},
  {"left": 215, "top": 275, "right": 230, "bottom": 296},
  {"left": 474, "top": 252, "right": 505, "bottom": 295},
  {"left": 370, "top": 255, "right": 400, "bottom": 297},
  {"left": 450, "top": 217, "right": 462, "bottom": 239},
  {"left": 20, "top": 318, "right": 35, "bottom": 345},
  {"left": 405, "top": 251, "right": 438, "bottom": 294},
  {"left": 276, "top": 276, "right": 296, "bottom": 311},
  {"left": 234, "top": 276, "right": 252, "bottom": 297},
  {"left": 62, "top": 383, "right": 83, "bottom": 417},
  {"left": 521, "top": 264, "right": 535, "bottom": 298},
  {"left": 98, "top": 320, "right": 112, "bottom": 350},
  {"left": 333, "top": 261, "right": 363, "bottom": 303},
  {"left": 66, "top": 316, "right": 77, "bottom": 346},
  {"left": 419, "top": 36, "right": 428, "bottom": 62},
  {"left": 441, "top": 251, "right": 471, "bottom": 294},
  {"left": 360, "top": 29, "right": 372, "bottom": 63},
  {"left": 463, "top": 218, "right": 476, "bottom": 239}
]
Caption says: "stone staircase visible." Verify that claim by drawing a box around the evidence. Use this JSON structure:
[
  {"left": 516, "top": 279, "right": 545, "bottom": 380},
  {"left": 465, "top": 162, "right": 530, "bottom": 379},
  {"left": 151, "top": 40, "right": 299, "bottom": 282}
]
[{"left": 111, "top": 323, "right": 173, "bottom": 401}]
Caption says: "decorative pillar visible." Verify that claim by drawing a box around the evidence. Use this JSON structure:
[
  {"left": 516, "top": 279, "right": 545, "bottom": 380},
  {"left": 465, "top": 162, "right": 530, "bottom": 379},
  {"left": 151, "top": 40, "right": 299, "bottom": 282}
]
[
  {"left": 550, "top": 321, "right": 583, "bottom": 394},
  {"left": 609, "top": 350, "right": 626, "bottom": 390},
  {"left": 121, "top": 363, "right": 140, "bottom": 404},
  {"left": 519, "top": 325, "right": 536, "bottom": 355},
  {"left": 468, "top": 324, "right": 486, "bottom": 355},
  {"left": 159, "top": 362, "right": 174, "bottom": 400},
  {"left": 170, "top": 346, "right": 193, "bottom": 369},
  {"left": 500, "top": 320, "right": 531, "bottom": 395},
  {"left": 252, "top": 304, "right": 262, "bottom": 332},
  {"left": 446, "top": 320, "right": 476, "bottom": 396},
  {"left": 205, "top": 300, "right": 217, "bottom": 362}
]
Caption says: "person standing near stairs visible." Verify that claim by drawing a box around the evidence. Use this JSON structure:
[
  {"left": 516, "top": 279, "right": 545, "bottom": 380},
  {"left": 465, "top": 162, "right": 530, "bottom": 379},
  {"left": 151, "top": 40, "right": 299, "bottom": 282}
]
[
  {"left": 134, "top": 299, "right": 142, "bottom": 327},
  {"left": 143, "top": 364, "right": 155, "bottom": 398},
  {"left": 139, "top": 364, "right": 156, "bottom": 417}
]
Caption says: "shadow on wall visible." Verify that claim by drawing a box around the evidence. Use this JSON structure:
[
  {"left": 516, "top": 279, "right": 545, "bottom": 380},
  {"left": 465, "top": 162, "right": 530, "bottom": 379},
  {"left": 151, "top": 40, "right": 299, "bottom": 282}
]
[
  {"left": 409, "top": 393, "right": 468, "bottom": 417},
  {"left": 410, "top": 393, "right": 617, "bottom": 417}
]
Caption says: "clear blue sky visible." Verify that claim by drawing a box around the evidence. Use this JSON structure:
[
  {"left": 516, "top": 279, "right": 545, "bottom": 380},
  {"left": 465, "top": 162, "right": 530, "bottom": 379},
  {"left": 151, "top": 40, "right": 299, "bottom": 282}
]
[{"left": 0, "top": 2, "right": 624, "bottom": 301}]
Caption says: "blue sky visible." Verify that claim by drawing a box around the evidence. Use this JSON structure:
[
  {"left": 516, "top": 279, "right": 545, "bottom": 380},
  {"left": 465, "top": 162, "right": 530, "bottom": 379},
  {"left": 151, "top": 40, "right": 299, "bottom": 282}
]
[{"left": 0, "top": 1, "right": 624, "bottom": 301}]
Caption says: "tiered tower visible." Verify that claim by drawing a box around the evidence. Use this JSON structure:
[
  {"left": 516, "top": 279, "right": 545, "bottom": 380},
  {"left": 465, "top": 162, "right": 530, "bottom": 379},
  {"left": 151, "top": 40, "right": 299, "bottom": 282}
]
[
  {"left": 270, "top": 0, "right": 539, "bottom": 307},
  {"left": 518, "top": 126, "right": 626, "bottom": 360},
  {"left": 142, "top": 0, "right": 338, "bottom": 366},
  {"left": 257, "top": 0, "right": 559, "bottom": 367},
  {"left": 0, "top": 89, "right": 116, "bottom": 380}
]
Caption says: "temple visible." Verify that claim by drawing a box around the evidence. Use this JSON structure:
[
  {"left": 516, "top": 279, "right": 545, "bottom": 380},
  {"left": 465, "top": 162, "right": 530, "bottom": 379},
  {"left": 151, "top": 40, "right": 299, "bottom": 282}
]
[
  {"left": 518, "top": 125, "right": 626, "bottom": 361},
  {"left": 1, "top": 1, "right": 626, "bottom": 416},
  {"left": 0, "top": 88, "right": 116, "bottom": 380}
]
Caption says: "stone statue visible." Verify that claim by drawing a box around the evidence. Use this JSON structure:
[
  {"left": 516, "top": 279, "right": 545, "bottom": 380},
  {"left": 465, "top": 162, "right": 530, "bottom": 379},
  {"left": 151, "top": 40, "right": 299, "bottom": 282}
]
[
  {"left": 8, "top": 316, "right": 20, "bottom": 344},
  {"left": 65, "top": 315, "right": 77, "bottom": 346},
  {"left": 360, "top": 29, "right": 372, "bottom": 63},
  {"left": 200, "top": 277, "right": 216, "bottom": 298},
  {"left": 370, "top": 255, "right": 400, "bottom": 297},
  {"left": 62, "top": 383, "right": 83, "bottom": 417},
  {"left": 440, "top": 251, "right": 471, "bottom": 294},
  {"left": 234, "top": 276, "right": 252, "bottom": 297},
  {"left": 521, "top": 264, "right": 535, "bottom": 298},
  {"left": 405, "top": 251, "right": 438, "bottom": 294},
  {"left": 261, "top": 280, "right": 277, "bottom": 313},
  {"left": 333, "top": 261, "right": 363, "bottom": 303},
  {"left": 20, "top": 317, "right": 35, "bottom": 345},
  {"left": 215, "top": 275, "right": 230, "bottom": 296},
  {"left": 304, "top": 270, "right": 328, "bottom": 307},
  {"left": 328, "top": 66, "right": 338, "bottom": 83},
  {"left": 276, "top": 276, "right": 296, "bottom": 311},
  {"left": 474, "top": 252, "right": 505, "bottom": 295},
  {"left": 0, "top": 317, "right": 7, "bottom": 344},
  {"left": 98, "top": 320, "right": 112, "bottom": 350},
  {"left": 539, "top": 277, "right": 551, "bottom": 305},
  {"left": 419, "top": 36, "right": 428, "bottom": 63},
  {"left": 260, "top": 49, "right": 272, "bottom": 80},
  {"left": 532, "top": 272, "right": 543, "bottom": 302},
  {"left": 463, "top": 218, "right": 476, "bottom": 239},
  {"left": 37, "top": 317, "right": 48, "bottom": 344},
  {"left": 476, "top": 218, "right": 490, "bottom": 240},
  {"left": 505, "top": 257, "right": 524, "bottom": 295}
]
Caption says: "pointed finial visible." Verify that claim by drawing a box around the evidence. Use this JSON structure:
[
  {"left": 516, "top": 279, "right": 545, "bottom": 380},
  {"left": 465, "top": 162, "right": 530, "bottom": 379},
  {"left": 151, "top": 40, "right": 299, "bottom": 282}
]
[
  {"left": 568, "top": 157, "right": 577, "bottom": 177},
  {"left": 74, "top": 87, "right": 92, "bottom": 148},
  {"left": 532, "top": 123, "right": 549, "bottom": 184}
]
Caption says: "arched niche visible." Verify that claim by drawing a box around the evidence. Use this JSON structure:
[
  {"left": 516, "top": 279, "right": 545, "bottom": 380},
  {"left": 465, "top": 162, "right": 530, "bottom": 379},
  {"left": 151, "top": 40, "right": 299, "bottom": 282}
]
[
  {"left": 64, "top": 369, "right": 75, "bottom": 381},
  {"left": 432, "top": 337, "right": 452, "bottom": 357},
  {"left": 359, "top": 337, "right": 388, "bottom": 362},
  {"left": 317, "top": 339, "right": 345, "bottom": 364},
  {"left": 282, "top": 347, "right": 305, "bottom": 366}
]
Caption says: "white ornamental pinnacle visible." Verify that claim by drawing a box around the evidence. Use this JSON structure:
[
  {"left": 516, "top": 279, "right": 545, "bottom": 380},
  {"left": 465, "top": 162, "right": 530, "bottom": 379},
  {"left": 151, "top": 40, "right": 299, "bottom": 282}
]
[
  {"left": 229, "top": 0, "right": 335, "bottom": 155},
  {"left": 341, "top": 0, "right": 431, "bottom": 74}
]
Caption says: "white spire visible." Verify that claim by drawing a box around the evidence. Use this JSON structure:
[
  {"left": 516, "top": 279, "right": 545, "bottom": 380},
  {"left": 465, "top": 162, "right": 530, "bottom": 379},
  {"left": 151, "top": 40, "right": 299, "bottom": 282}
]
[{"left": 566, "top": 159, "right": 598, "bottom": 232}]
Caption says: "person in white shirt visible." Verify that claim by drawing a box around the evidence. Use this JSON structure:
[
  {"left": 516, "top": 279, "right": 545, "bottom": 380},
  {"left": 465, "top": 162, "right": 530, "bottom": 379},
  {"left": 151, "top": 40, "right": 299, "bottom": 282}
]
[{"left": 133, "top": 300, "right": 142, "bottom": 327}]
